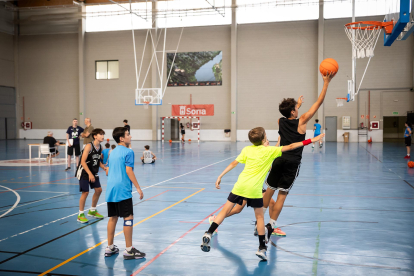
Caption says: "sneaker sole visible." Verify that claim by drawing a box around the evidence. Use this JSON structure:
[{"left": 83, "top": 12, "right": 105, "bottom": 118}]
[
  {"left": 256, "top": 253, "right": 267, "bottom": 261},
  {"left": 105, "top": 251, "right": 119, "bottom": 257},
  {"left": 272, "top": 232, "right": 286, "bottom": 236},
  {"left": 87, "top": 214, "right": 104, "bottom": 219},
  {"left": 77, "top": 219, "right": 88, "bottom": 223},
  {"left": 123, "top": 255, "right": 145, "bottom": 260},
  {"left": 200, "top": 236, "right": 211, "bottom": 252}
]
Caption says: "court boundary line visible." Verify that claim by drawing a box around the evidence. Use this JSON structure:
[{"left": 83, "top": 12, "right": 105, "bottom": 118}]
[
  {"left": 39, "top": 188, "right": 205, "bottom": 276},
  {"left": 0, "top": 185, "right": 20, "bottom": 218},
  {"left": 131, "top": 203, "right": 225, "bottom": 275}
]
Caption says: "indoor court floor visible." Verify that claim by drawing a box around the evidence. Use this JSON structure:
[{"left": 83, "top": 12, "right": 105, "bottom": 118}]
[{"left": 0, "top": 140, "right": 413, "bottom": 276}]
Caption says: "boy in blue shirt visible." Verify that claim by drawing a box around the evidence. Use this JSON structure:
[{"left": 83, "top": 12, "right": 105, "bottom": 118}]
[
  {"left": 404, "top": 121, "right": 412, "bottom": 159},
  {"left": 105, "top": 127, "right": 146, "bottom": 260},
  {"left": 313, "top": 119, "right": 322, "bottom": 148},
  {"left": 101, "top": 143, "right": 110, "bottom": 166}
]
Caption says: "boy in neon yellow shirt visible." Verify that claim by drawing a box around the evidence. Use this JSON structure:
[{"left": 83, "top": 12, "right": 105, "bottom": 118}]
[{"left": 200, "top": 127, "right": 324, "bottom": 260}]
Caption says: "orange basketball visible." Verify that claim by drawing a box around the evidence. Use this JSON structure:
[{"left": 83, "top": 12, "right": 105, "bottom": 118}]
[
  {"left": 188, "top": 139, "right": 191, "bottom": 142},
  {"left": 169, "top": 139, "right": 172, "bottom": 143},
  {"left": 408, "top": 161, "right": 414, "bottom": 168},
  {"left": 319, "top": 58, "right": 339, "bottom": 76}
]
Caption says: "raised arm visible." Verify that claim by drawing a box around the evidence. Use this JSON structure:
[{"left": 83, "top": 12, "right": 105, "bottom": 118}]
[
  {"left": 299, "top": 73, "right": 334, "bottom": 125},
  {"left": 281, "top": 134, "right": 325, "bottom": 152},
  {"left": 215, "top": 160, "right": 239, "bottom": 189}
]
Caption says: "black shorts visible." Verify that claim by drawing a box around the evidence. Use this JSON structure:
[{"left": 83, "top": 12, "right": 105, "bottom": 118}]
[
  {"left": 67, "top": 144, "right": 81, "bottom": 156},
  {"left": 79, "top": 178, "right": 101, "bottom": 192},
  {"left": 49, "top": 148, "right": 59, "bottom": 154},
  {"left": 107, "top": 198, "right": 134, "bottom": 218},
  {"left": 405, "top": 136, "right": 412, "bottom": 147},
  {"left": 181, "top": 130, "right": 185, "bottom": 135},
  {"left": 142, "top": 159, "right": 155, "bottom": 164},
  {"left": 266, "top": 157, "right": 301, "bottom": 194},
  {"left": 227, "top": 192, "right": 263, "bottom": 208}
]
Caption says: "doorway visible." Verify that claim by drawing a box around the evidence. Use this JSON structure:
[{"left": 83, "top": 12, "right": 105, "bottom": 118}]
[
  {"left": 383, "top": 116, "right": 407, "bottom": 141},
  {"left": 325, "top": 116, "right": 337, "bottom": 142},
  {"left": 161, "top": 118, "right": 180, "bottom": 141},
  {"left": 0, "top": 86, "right": 16, "bottom": 140}
]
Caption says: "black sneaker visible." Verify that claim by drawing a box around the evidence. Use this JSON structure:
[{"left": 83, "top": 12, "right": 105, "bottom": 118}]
[
  {"left": 265, "top": 223, "right": 273, "bottom": 244},
  {"left": 123, "top": 247, "right": 146, "bottom": 260},
  {"left": 65, "top": 167, "right": 71, "bottom": 171},
  {"left": 105, "top": 245, "right": 119, "bottom": 257}
]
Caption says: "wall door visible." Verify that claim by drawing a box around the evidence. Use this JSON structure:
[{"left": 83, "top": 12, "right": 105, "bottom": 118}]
[{"left": 325, "top": 116, "right": 337, "bottom": 142}]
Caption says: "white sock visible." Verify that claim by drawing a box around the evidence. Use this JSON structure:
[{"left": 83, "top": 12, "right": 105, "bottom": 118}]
[
  {"left": 408, "top": 154, "right": 411, "bottom": 156},
  {"left": 79, "top": 210, "right": 83, "bottom": 215},
  {"left": 108, "top": 244, "right": 114, "bottom": 250},
  {"left": 90, "top": 207, "right": 96, "bottom": 212},
  {"left": 269, "top": 219, "right": 276, "bottom": 228},
  {"left": 126, "top": 246, "right": 132, "bottom": 251},
  {"left": 263, "top": 207, "right": 267, "bottom": 215}
]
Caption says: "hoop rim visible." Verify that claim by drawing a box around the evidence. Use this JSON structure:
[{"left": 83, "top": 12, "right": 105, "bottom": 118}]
[
  {"left": 143, "top": 101, "right": 150, "bottom": 104},
  {"left": 345, "top": 21, "right": 394, "bottom": 34},
  {"left": 336, "top": 98, "right": 347, "bottom": 100}
]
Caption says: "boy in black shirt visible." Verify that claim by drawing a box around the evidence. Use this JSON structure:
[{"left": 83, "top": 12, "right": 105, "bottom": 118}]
[{"left": 43, "top": 131, "right": 60, "bottom": 162}]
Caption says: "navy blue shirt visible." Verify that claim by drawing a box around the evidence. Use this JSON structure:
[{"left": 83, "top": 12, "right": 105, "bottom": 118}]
[{"left": 66, "top": 126, "right": 84, "bottom": 145}]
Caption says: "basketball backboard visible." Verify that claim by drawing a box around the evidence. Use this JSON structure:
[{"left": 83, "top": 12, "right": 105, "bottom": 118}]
[{"left": 384, "top": 0, "right": 412, "bottom": 46}]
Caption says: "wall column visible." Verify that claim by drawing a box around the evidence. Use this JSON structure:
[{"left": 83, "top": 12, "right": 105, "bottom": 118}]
[
  {"left": 317, "top": 0, "right": 324, "bottom": 129},
  {"left": 78, "top": 3, "right": 86, "bottom": 123},
  {"left": 231, "top": 0, "right": 237, "bottom": 142},
  {"left": 151, "top": 0, "right": 159, "bottom": 140}
]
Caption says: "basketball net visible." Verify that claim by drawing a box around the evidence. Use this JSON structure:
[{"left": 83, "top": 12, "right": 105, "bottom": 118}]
[
  {"left": 336, "top": 98, "right": 347, "bottom": 107},
  {"left": 144, "top": 101, "right": 150, "bottom": 110}
]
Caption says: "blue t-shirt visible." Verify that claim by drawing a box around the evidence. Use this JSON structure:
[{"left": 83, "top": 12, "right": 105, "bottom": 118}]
[
  {"left": 102, "top": 148, "right": 110, "bottom": 165},
  {"left": 405, "top": 126, "right": 412, "bottom": 137},
  {"left": 314, "top": 123, "right": 321, "bottom": 135},
  {"left": 106, "top": 145, "right": 135, "bottom": 203},
  {"left": 66, "top": 126, "right": 84, "bottom": 145}
]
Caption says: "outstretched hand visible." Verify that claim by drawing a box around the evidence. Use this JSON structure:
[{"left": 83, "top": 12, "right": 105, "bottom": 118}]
[
  {"left": 311, "top": 133, "right": 325, "bottom": 143},
  {"left": 215, "top": 177, "right": 221, "bottom": 189},
  {"left": 322, "top": 71, "right": 335, "bottom": 83},
  {"left": 298, "top": 96, "right": 304, "bottom": 106}
]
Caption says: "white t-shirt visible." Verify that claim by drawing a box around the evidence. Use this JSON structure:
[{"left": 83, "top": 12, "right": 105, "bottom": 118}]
[{"left": 143, "top": 150, "right": 153, "bottom": 164}]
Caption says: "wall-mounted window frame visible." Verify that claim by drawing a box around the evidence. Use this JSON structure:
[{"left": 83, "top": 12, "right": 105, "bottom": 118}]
[{"left": 95, "top": 60, "right": 119, "bottom": 80}]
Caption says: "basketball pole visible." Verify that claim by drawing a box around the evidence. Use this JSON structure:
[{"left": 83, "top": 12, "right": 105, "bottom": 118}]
[{"left": 352, "top": 0, "right": 359, "bottom": 133}]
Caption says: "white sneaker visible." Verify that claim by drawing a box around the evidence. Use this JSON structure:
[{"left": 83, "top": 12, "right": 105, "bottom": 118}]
[
  {"left": 256, "top": 247, "right": 267, "bottom": 261},
  {"left": 200, "top": 232, "right": 212, "bottom": 252}
]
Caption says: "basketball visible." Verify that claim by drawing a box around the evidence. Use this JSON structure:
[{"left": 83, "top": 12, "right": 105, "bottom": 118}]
[
  {"left": 189, "top": 139, "right": 191, "bottom": 142},
  {"left": 169, "top": 139, "right": 172, "bottom": 143},
  {"left": 408, "top": 161, "right": 414, "bottom": 168},
  {"left": 319, "top": 58, "right": 339, "bottom": 76}
]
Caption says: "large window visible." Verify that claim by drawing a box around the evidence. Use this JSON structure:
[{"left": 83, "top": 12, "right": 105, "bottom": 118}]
[
  {"left": 96, "top": 61, "right": 119, "bottom": 80},
  {"left": 324, "top": 0, "right": 399, "bottom": 19},
  {"left": 157, "top": 0, "right": 231, "bottom": 28},
  {"left": 237, "top": 0, "right": 319, "bottom": 24},
  {"left": 86, "top": 2, "right": 152, "bottom": 32}
]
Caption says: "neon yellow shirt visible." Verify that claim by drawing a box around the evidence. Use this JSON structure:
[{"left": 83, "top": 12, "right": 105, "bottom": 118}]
[{"left": 231, "top": 145, "right": 283, "bottom": 199}]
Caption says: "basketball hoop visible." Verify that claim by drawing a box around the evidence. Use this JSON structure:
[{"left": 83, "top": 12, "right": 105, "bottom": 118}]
[
  {"left": 336, "top": 98, "right": 347, "bottom": 107},
  {"left": 144, "top": 101, "right": 150, "bottom": 109},
  {"left": 344, "top": 21, "right": 393, "bottom": 58}
]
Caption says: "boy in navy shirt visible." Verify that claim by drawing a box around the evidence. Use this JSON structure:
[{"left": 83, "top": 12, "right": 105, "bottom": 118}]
[
  {"left": 105, "top": 127, "right": 146, "bottom": 260},
  {"left": 65, "top": 118, "right": 84, "bottom": 171}
]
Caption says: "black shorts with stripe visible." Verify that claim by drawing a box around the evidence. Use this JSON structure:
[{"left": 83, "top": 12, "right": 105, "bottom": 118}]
[{"left": 265, "top": 157, "right": 301, "bottom": 194}]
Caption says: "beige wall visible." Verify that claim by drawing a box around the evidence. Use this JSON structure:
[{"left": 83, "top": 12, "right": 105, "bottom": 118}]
[
  {"left": 0, "top": 32, "right": 14, "bottom": 87},
  {"left": 85, "top": 30, "right": 153, "bottom": 130},
  {"left": 18, "top": 34, "right": 78, "bottom": 129},
  {"left": 159, "top": 25, "right": 231, "bottom": 130},
  {"left": 237, "top": 20, "right": 318, "bottom": 130}
]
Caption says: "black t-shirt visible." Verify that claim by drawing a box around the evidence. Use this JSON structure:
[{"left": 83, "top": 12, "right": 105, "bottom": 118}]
[
  {"left": 125, "top": 125, "right": 131, "bottom": 133},
  {"left": 279, "top": 117, "right": 306, "bottom": 162},
  {"left": 43, "top": 136, "right": 57, "bottom": 148},
  {"left": 66, "top": 126, "right": 84, "bottom": 145}
]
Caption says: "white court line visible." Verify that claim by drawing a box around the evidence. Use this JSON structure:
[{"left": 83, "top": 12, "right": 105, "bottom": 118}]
[
  {"left": 0, "top": 189, "right": 67, "bottom": 194},
  {"left": 0, "top": 185, "right": 21, "bottom": 219},
  {"left": 0, "top": 193, "right": 70, "bottom": 213},
  {"left": 0, "top": 156, "right": 236, "bottom": 243}
]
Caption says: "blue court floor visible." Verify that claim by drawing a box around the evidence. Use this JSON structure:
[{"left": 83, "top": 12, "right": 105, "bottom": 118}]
[{"left": 0, "top": 140, "right": 413, "bottom": 276}]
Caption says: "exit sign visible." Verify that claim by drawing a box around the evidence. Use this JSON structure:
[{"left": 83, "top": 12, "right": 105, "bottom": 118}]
[{"left": 392, "top": 111, "right": 399, "bottom": 115}]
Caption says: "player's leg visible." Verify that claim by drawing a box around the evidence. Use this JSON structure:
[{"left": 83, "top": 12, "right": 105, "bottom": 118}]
[
  {"left": 226, "top": 200, "right": 246, "bottom": 217},
  {"left": 201, "top": 200, "right": 235, "bottom": 252},
  {"left": 254, "top": 206, "right": 269, "bottom": 261},
  {"left": 105, "top": 215, "right": 119, "bottom": 257},
  {"left": 78, "top": 180, "right": 89, "bottom": 223},
  {"left": 75, "top": 144, "right": 81, "bottom": 166},
  {"left": 122, "top": 199, "right": 146, "bottom": 259},
  {"left": 66, "top": 147, "right": 73, "bottom": 171},
  {"left": 88, "top": 180, "right": 103, "bottom": 218}
]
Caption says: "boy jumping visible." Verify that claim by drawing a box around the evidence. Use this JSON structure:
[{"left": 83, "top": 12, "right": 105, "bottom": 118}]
[
  {"left": 262, "top": 73, "right": 334, "bottom": 238},
  {"left": 76, "top": 128, "right": 108, "bottom": 223},
  {"left": 105, "top": 127, "right": 146, "bottom": 259},
  {"left": 201, "top": 127, "right": 324, "bottom": 260}
]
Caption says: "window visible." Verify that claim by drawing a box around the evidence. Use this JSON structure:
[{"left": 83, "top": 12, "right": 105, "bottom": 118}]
[
  {"left": 86, "top": 2, "right": 152, "bottom": 32},
  {"left": 237, "top": 0, "right": 319, "bottom": 24},
  {"left": 157, "top": 0, "right": 231, "bottom": 28},
  {"left": 324, "top": 0, "right": 397, "bottom": 19},
  {"left": 96, "top": 61, "right": 119, "bottom": 80}
]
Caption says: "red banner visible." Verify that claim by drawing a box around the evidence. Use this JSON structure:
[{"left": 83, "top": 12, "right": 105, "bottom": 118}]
[{"left": 172, "top": 105, "right": 214, "bottom": 116}]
